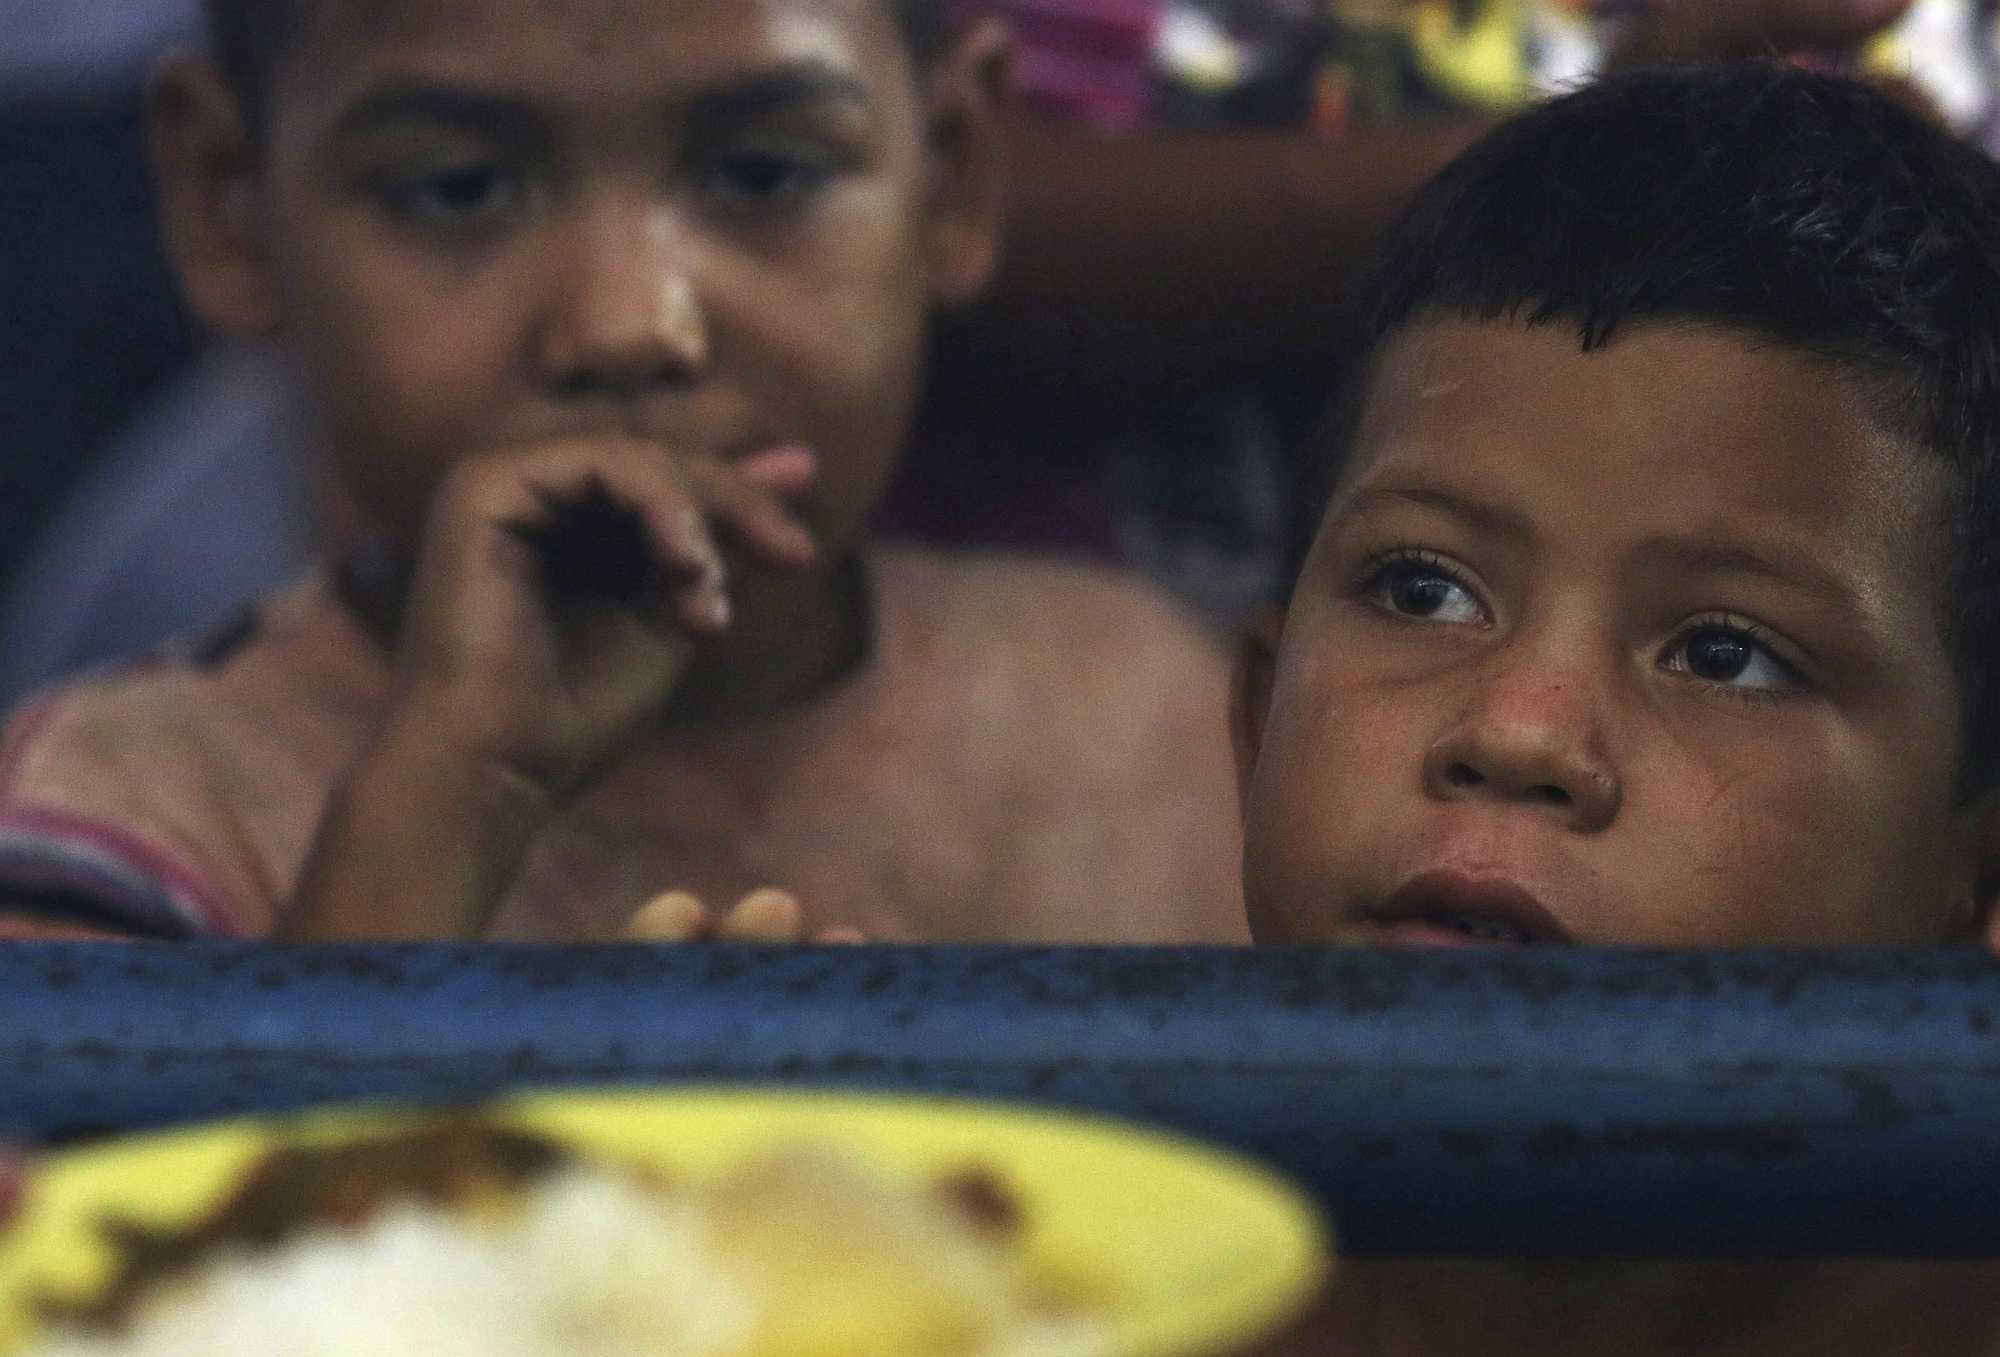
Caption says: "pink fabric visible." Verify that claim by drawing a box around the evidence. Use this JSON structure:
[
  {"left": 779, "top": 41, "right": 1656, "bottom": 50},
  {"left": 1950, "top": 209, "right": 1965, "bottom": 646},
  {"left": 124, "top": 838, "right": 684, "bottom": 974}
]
[
  {"left": 0, "top": 805, "right": 242, "bottom": 937},
  {"left": 958, "top": 0, "right": 1159, "bottom": 128}
]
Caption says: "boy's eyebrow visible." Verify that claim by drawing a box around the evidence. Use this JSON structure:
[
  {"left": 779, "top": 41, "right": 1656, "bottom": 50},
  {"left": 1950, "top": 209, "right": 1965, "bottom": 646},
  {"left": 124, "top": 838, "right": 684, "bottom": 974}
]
[
  {"left": 327, "top": 63, "right": 874, "bottom": 145},
  {"left": 1337, "top": 486, "right": 1872, "bottom": 610},
  {"left": 330, "top": 84, "right": 549, "bottom": 144},
  {"left": 1335, "top": 485, "right": 1534, "bottom": 541},
  {"left": 1633, "top": 537, "right": 1866, "bottom": 610},
  {"left": 685, "top": 63, "right": 875, "bottom": 126}
]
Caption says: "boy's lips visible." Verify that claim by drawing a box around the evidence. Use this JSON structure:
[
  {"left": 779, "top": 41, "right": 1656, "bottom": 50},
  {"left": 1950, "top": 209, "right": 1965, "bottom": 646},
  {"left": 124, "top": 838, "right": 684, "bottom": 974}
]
[{"left": 1361, "top": 870, "right": 1573, "bottom": 946}]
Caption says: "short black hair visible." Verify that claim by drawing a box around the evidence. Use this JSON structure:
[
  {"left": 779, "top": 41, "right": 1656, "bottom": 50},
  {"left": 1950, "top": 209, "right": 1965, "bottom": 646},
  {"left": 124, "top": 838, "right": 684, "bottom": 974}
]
[
  {"left": 1298, "top": 62, "right": 2000, "bottom": 799},
  {"left": 203, "top": 0, "right": 943, "bottom": 129}
]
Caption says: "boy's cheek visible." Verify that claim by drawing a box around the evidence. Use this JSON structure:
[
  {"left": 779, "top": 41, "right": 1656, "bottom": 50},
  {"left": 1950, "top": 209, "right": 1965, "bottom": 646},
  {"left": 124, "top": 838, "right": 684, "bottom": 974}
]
[
  {"left": 1629, "top": 732, "right": 1956, "bottom": 943},
  {"left": 1238, "top": 690, "right": 1408, "bottom": 944},
  {"left": 1235, "top": 722, "right": 1329, "bottom": 944}
]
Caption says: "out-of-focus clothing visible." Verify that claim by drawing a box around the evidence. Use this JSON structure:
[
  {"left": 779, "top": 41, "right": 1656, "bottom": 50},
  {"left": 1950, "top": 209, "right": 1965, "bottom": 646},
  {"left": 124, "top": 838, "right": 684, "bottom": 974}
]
[
  {"left": 985, "top": 0, "right": 2000, "bottom": 139},
  {"left": 982, "top": 0, "right": 1596, "bottom": 132}
]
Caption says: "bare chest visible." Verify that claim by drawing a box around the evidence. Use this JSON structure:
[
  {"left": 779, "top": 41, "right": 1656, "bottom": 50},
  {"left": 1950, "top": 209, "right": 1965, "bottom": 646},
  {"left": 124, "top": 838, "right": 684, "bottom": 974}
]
[{"left": 492, "top": 752, "right": 990, "bottom": 941}]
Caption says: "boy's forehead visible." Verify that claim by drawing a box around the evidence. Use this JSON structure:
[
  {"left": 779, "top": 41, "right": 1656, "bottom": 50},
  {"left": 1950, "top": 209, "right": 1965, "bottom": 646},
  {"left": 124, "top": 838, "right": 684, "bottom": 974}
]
[
  {"left": 290, "top": 0, "right": 901, "bottom": 95},
  {"left": 1331, "top": 318, "right": 1952, "bottom": 608},
  {"left": 1346, "top": 321, "right": 1932, "bottom": 519}
]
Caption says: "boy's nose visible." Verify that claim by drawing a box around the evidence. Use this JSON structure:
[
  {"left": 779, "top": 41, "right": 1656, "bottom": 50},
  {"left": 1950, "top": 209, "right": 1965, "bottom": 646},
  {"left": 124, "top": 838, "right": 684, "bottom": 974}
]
[
  {"left": 1421, "top": 664, "right": 1622, "bottom": 833},
  {"left": 537, "top": 206, "right": 709, "bottom": 397}
]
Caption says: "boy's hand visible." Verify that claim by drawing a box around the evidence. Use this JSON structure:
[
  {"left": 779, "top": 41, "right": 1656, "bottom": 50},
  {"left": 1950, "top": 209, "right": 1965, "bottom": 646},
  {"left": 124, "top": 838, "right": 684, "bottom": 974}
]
[
  {"left": 283, "top": 441, "right": 817, "bottom": 942},
  {"left": 1605, "top": 0, "right": 1913, "bottom": 66},
  {"left": 392, "top": 440, "right": 819, "bottom": 803},
  {"left": 626, "top": 888, "right": 868, "bottom": 945}
]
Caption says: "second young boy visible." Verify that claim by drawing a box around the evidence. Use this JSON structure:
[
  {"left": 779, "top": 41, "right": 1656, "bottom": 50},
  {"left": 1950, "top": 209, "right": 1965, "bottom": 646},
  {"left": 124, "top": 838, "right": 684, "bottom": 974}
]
[
  {"left": 1233, "top": 63, "right": 2000, "bottom": 1356},
  {"left": 0, "top": 0, "right": 1245, "bottom": 944},
  {"left": 1236, "top": 63, "right": 2000, "bottom": 953}
]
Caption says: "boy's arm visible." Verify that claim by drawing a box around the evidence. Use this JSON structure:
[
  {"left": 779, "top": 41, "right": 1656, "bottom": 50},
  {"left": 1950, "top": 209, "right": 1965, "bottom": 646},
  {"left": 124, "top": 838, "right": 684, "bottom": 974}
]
[
  {"left": 282, "top": 718, "right": 558, "bottom": 941},
  {"left": 279, "top": 440, "right": 818, "bottom": 943}
]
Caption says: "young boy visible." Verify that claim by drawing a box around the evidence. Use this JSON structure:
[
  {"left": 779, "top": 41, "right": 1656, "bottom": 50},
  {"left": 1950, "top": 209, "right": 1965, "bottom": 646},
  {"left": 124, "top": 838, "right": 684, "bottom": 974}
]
[
  {"left": 0, "top": 0, "right": 1245, "bottom": 944},
  {"left": 1231, "top": 63, "right": 2000, "bottom": 1355},
  {"left": 1234, "top": 60, "right": 2000, "bottom": 953}
]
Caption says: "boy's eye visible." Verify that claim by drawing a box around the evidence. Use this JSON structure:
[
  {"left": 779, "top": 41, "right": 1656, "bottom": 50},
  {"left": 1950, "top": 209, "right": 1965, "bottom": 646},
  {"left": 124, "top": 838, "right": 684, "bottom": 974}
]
[
  {"left": 1664, "top": 622, "right": 1801, "bottom": 694},
  {"left": 1364, "top": 555, "right": 1486, "bottom": 626},
  {"left": 699, "top": 147, "right": 837, "bottom": 209},
  {"left": 375, "top": 163, "right": 522, "bottom": 226}
]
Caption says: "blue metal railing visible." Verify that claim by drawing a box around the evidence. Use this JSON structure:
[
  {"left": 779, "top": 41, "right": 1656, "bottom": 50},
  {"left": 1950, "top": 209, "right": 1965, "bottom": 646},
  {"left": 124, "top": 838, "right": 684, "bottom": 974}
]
[{"left": 2, "top": 943, "right": 1996, "bottom": 1256}]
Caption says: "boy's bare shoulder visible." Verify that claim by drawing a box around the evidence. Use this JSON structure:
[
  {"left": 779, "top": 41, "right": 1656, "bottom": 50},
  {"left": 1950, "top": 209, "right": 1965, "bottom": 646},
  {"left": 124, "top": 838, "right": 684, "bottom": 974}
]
[
  {"left": 874, "top": 544, "right": 1232, "bottom": 718},
  {"left": 866, "top": 546, "right": 1245, "bottom": 942},
  {"left": 875, "top": 544, "right": 1229, "bottom": 656}
]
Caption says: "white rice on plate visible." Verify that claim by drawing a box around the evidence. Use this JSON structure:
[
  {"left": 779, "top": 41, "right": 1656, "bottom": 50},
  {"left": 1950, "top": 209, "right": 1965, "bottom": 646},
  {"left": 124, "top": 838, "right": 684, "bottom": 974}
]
[{"left": 25, "top": 1152, "right": 1109, "bottom": 1357}]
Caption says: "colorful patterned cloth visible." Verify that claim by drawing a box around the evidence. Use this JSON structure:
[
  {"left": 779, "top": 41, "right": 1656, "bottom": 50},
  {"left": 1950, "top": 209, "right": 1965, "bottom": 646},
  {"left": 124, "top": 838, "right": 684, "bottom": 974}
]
[{"left": 982, "top": 0, "right": 2000, "bottom": 141}]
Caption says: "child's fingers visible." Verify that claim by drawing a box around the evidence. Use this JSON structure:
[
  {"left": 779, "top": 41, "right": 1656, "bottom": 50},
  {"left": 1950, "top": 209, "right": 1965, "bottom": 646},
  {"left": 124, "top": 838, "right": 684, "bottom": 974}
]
[
  {"left": 470, "top": 445, "right": 736, "bottom": 634},
  {"left": 733, "top": 445, "right": 819, "bottom": 498},
  {"left": 686, "top": 461, "right": 818, "bottom": 571},
  {"left": 468, "top": 438, "right": 817, "bottom": 634},
  {"left": 626, "top": 891, "right": 712, "bottom": 942},
  {"left": 548, "top": 455, "right": 735, "bottom": 633},
  {"left": 625, "top": 888, "right": 850, "bottom": 947},
  {"left": 716, "top": 888, "right": 806, "bottom": 943},
  {"left": 628, "top": 500, "right": 734, "bottom": 633}
]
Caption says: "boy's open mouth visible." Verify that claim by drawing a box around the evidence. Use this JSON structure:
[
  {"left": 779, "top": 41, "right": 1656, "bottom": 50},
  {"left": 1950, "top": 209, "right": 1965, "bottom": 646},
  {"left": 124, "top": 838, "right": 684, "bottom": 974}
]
[{"left": 1361, "top": 871, "right": 1572, "bottom": 946}]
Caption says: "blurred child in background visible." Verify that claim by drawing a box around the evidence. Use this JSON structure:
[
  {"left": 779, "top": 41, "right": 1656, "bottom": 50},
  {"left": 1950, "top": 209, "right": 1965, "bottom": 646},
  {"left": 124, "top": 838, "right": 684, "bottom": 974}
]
[{"left": 0, "top": 0, "right": 1245, "bottom": 946}]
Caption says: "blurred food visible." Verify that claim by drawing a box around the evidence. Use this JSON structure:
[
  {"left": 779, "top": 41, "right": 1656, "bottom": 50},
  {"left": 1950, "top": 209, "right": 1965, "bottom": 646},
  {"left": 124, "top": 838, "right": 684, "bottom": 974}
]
[
  {"left": 0, "top": 1092, "right": 1327, "bottom": 1357},
  {"left": 22, "top": 1120, "right": 1104, "bottom": 1357}
]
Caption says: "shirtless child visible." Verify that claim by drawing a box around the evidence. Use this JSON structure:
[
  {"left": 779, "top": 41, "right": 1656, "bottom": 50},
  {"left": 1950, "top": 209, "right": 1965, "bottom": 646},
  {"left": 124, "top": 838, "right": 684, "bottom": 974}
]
[{"left": 0, "top": 0, "right": 1242, "bottom": 944}]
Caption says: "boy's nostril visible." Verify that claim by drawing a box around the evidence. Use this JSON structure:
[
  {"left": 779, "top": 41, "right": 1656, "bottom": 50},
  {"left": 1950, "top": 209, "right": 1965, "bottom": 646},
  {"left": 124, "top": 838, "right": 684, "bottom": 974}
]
[
  {"left": 1537, "top": 785, "right": 1573, "bottom": 808},
  {"left": 1446, "top": 763, "right": 1483, "bottom": 789}
]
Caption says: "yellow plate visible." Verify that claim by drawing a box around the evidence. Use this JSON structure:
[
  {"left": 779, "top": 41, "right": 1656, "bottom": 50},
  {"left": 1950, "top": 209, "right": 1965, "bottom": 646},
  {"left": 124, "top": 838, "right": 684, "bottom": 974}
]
[{"left": 0, "top": 1089, "right": 1330, "bottom": 1357}]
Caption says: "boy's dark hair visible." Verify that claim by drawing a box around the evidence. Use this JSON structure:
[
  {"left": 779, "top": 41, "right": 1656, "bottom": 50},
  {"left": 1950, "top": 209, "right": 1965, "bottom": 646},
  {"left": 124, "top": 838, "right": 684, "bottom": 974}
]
[
  {"left": 204, "top": 0, "right": 943, "bottom": 128},
  {"left": 1300, "top": 63, "right": 2000, "bottom": 798}
]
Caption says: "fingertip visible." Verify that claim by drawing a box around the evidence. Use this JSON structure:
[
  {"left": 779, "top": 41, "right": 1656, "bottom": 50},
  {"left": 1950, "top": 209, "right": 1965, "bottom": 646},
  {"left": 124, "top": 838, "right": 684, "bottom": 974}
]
[
  {"left": 765, "top": 518, "right": 818, "bottom": 569},
  {"left": 738, "top": 445, "right": 819, "bottom": 493},
  {"left": 721, "top": 888, "right": 804, "bottom": 943},
  {"left": 628, "top": 891, "right": 708, "bottom": 943},
  {"left": 685, "top": 586, "right": 733, "bottom": 631},
  {"left": 640, "top": 502, "right": 724, "bottom": 579}
]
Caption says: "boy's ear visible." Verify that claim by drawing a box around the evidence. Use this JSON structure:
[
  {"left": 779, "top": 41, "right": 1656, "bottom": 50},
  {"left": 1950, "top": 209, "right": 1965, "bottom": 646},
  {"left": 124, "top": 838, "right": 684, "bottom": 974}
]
[
  {"left": 148, "top": 52, "right": 280, "bottom": 338},
  {"left": 1229, "top": 604, "right": 1287, "bottom": 812},
  {"left": 917, "top": 17, "right": 1013, "bottom": 307}
]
